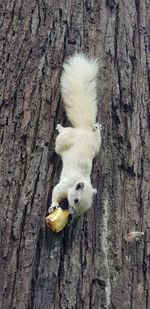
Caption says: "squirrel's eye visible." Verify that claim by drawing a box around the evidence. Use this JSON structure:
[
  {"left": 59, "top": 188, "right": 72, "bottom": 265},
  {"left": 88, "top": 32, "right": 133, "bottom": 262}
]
[
  {"left": 76, "top": 182, "right": 84, "bottom": 190},
  {"left": 74, "top": 198, "right": 79, "bottom": 204}
]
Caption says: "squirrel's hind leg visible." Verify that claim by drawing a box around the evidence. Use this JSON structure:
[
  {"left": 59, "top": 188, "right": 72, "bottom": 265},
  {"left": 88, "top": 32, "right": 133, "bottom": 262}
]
[{"left": 55, "top": 127, "right": 74, "bottom": 155}]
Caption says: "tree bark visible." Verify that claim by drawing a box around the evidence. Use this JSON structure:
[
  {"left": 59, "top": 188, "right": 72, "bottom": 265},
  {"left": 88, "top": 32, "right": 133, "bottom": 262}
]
[{"left": 0, "top": 0, "right": 150, "bottom": 308}]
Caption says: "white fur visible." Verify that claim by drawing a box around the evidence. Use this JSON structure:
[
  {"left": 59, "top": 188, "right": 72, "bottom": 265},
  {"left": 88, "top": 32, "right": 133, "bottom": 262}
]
[
  {"left": 61, "top": 53, "right": 99, "bottom": 129},
  {"left": 49, "top": 54, "right": 101, "bottom": 219}
]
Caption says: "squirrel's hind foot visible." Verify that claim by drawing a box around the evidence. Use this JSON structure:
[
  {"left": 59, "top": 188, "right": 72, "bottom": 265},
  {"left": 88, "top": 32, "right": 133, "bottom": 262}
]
[
  {"left": 93, "top": 123, "right": 102, "bottom": 131},
  {"left": 56, "top": 124, "right": 64, "bottom": 133}
]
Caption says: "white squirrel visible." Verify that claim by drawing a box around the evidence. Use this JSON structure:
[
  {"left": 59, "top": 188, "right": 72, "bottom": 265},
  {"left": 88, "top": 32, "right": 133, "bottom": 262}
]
[{"left": 48, "top": 53, "right": 101, "bottom": 221}]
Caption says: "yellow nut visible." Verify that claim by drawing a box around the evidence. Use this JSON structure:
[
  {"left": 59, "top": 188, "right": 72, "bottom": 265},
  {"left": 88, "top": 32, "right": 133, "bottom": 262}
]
[{"left": 45, "top": 207, "right": 70, "bottom": 233}]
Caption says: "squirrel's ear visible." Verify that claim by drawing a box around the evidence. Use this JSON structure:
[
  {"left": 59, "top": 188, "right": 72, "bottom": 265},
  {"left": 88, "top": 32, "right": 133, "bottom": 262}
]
[{"left": 92, "top": 188, "right": 97, "bottom": 195}]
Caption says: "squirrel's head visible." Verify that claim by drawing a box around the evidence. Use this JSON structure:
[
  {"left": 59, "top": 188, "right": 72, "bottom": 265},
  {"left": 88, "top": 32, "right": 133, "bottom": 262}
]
[{"left": 67, "top": 181, "right": 97, "bottom": 217}]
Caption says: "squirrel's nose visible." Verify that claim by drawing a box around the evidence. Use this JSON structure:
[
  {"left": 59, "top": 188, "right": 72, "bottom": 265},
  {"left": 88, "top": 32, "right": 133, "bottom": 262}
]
[{"left": 74, "top": 198, "right": 79, "bottom": 204}]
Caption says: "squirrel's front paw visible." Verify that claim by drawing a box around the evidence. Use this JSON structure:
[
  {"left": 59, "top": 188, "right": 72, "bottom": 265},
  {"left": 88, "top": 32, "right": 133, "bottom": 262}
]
[{"left": 48, "top": 204, "right": 59, "bottom": 214}]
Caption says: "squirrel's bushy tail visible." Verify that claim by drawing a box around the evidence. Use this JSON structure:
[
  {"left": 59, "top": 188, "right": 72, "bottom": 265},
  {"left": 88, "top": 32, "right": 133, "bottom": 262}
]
[{"left": 61, "top": 53, "right": 99, "bottom": 128}]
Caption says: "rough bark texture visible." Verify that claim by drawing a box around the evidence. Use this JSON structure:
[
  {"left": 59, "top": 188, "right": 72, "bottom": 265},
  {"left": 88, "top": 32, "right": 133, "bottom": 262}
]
[{"left": 0, "top": 0, "right": 150, "bottom": 308}]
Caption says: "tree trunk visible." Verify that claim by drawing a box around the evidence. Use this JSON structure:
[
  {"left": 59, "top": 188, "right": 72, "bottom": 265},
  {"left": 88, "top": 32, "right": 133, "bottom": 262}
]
[{"left": 0, "top": 1, "right": 150, "bottom": 308}]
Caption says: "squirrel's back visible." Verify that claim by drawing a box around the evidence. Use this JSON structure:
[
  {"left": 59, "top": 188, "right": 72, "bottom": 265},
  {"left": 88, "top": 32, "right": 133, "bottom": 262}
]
[{"left": 61, "top": 53, "right": 99, "bottom": 128}]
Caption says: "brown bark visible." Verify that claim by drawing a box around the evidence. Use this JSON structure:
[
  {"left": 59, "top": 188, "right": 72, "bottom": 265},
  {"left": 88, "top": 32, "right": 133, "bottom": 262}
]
[{"left": 0, "top": 0, "right": 150, "bottom": 308}]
